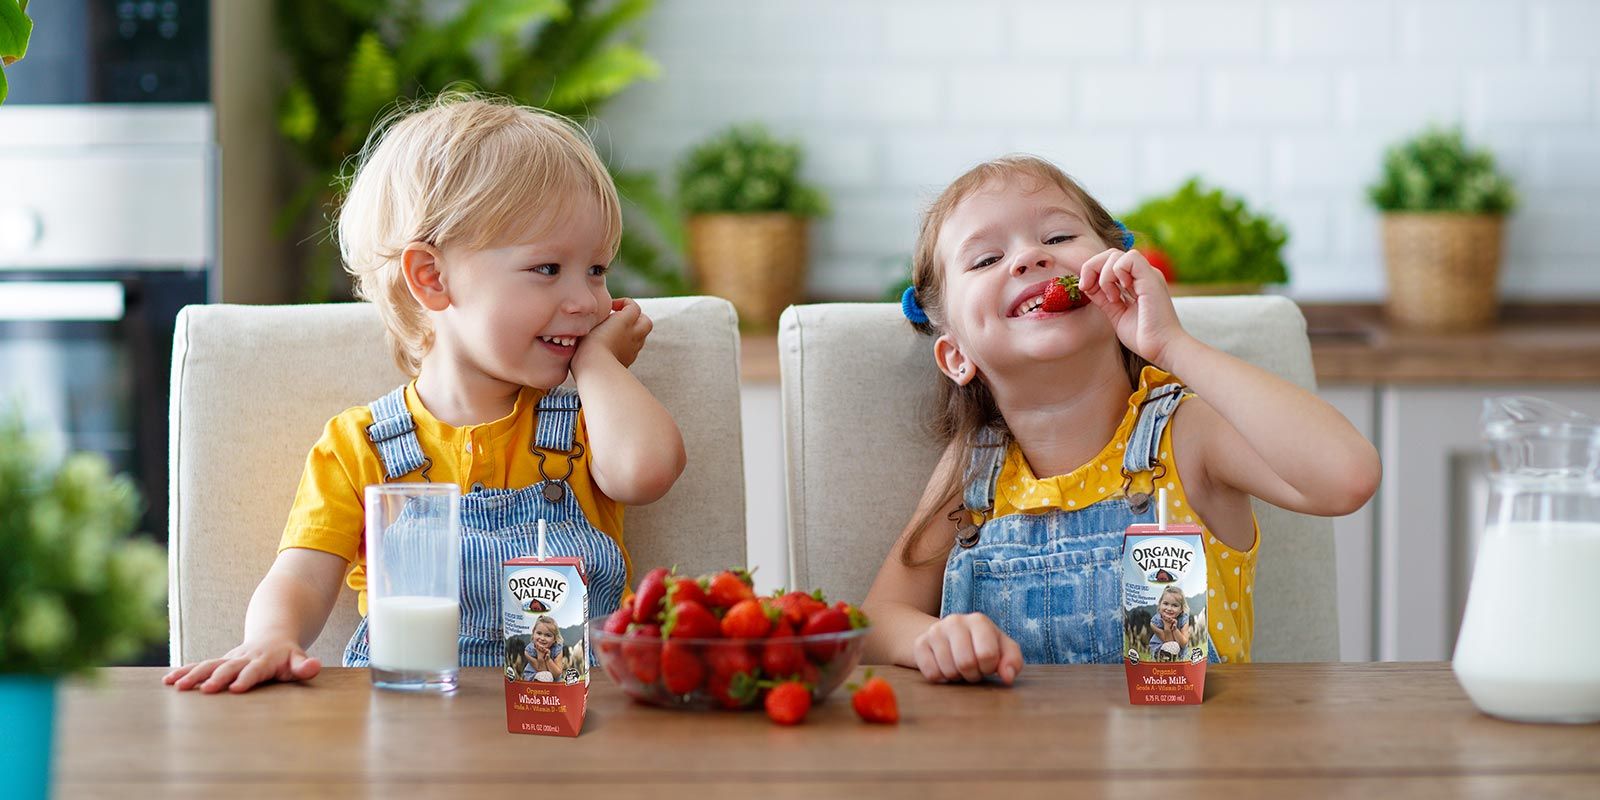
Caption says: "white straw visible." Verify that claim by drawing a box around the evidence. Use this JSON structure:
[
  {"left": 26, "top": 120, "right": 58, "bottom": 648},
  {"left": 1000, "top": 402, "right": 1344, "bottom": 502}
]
[
  {"left": 1157, "top": 488, "right": 1170, "bottom": 530},
  {"left": 537, "top": 519, "right": 548, "bottom": 561}
]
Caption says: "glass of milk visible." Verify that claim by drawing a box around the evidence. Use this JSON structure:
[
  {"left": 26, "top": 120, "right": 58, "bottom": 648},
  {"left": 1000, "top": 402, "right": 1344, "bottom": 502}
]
[
  {"left": 1453, "top": 397, "right": 1600, "bottom": 723},
  {"left": 365, "top": 483, "right": 461, "bottom": 692}
]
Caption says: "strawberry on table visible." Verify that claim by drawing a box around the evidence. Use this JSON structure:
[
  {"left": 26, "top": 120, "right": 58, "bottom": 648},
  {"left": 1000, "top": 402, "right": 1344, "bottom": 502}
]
[
  {"left": 632, "top": 567, "right": 671, "bottom": 625},
  {"left": 849, "top": 670, "right": 900, "bottom": 725},
  {"left": 1041, "top": 275, "right": 1090, "bottom": 313},
  {"left": 764, "top": 680, "right": 812, "bottom": 725}
]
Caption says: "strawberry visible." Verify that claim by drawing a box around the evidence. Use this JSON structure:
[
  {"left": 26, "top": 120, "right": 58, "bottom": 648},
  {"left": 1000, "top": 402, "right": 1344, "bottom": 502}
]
[
  {"left": 632, "top": 567, "right": 671, "bottom": 625},
  {"left": 704, "top": 643, "right": 758, "bottom": 678},
  {"left": 721, "top": 598, "right": 775, "bottom": 639},
  {"left": 667, "top": 576, "right": 709, "bottom": 609},
  {"left": 775, "top": 590, "right": 828, "bottom": 628},
  {"left": 598, "top": 597, "right": 635, "bottom": 662},
  {"left": 1040, "top": 275, "right": 1089, "bottom": 313},
  {"left": 707, "top": 668, "right": 761, "bottom": 710},
  {"left": 705, "top": 569, "right": 756, "bottom": 610},
  {"left": 848, "top": 670, "right": 900, "bottom": 724},
  {"left": 764, "top": 680, "right": 812, "bottom": 725},
  {"left": 1144, "top": 247, "right": 1176, "bottom": 282},
  {"left": 761, "top": 620, "right": 806, "bottom": 678},
  {"left": 705, "top": 645, "right": 761, "bottom": 709},
  {"left": 663, "top": 599, "right": 721, "bottom": 640},
  {"left": 621, "top": 623, "right": 662, "bottom": 686},
  {"left": 660, "top": 641, "right": 705, "bottom": 695},
  {"left": 800, "top": 607, "right": 852, "bottom": 661}
]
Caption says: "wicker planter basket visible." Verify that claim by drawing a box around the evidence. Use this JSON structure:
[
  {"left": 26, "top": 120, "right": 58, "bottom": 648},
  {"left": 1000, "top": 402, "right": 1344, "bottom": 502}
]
[
  {"left": 686, "top": 212, "right": 809, "bottom": 330},
  {"left": 1381, "top": 213, "right": 1506, "bottom": 330}
]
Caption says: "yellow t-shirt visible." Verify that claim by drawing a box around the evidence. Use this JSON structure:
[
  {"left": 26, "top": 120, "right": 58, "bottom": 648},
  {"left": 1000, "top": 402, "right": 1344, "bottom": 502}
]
[
  {"left": 978, "top": 366, "right": 1259, "bottom": 663},
  {"left": 278, "top": 382, "right": 628, "bottom": 616}
]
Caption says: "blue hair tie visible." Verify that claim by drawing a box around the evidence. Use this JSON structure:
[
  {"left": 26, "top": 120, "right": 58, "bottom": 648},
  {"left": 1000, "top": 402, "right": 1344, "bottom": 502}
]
[
  {"left": 901, "top": 285, "right": 929, "bottom": 325},
  {"left": 1113, "top": 220, "right": 1135, "bottom": 249}
]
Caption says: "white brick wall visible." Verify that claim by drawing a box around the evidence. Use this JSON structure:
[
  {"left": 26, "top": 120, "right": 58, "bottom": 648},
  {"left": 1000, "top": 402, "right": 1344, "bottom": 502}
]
[{"left": 602, "top": 0, "right": 1600, "bottom": 300}]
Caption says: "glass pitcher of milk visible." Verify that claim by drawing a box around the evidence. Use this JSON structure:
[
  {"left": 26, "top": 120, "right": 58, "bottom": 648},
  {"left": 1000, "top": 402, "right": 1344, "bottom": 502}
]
[{"left": 1453, "top": 397, "right": 1600, "bottom": 723}]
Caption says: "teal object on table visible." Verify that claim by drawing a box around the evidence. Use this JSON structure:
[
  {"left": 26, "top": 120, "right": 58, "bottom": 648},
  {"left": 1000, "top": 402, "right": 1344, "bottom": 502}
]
[{"left": 0, "top": 676, "right": 57, "bottom": 800}]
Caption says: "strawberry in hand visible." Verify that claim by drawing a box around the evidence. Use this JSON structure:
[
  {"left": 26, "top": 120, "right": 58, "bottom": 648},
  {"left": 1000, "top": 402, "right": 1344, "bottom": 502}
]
[
  {"left": 1040, "top": 275, "right": 1090, "bottom": 313},
  {"left": 1078, "top": 248, "right": 1189, "bottom": 366}
]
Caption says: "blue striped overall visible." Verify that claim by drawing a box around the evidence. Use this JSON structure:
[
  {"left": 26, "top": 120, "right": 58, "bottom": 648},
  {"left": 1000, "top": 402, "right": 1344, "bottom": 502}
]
[{"left": 342, "top": 386, "right": 627, "bottom": 667}]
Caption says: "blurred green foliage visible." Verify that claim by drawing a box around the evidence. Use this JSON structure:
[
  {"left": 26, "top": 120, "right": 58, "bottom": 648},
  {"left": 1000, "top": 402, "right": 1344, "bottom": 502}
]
[{"left": 0, "top": 412, "right": 166, "bottom": 676}]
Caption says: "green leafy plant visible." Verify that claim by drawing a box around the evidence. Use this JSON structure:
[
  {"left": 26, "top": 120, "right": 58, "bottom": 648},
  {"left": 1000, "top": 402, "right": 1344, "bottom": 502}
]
[
  {"left": 678, "top": 125, "right": 828, "bottom": 217},
  {"left": 1122, "top": 179, "right": 1289, "bottom": 285},
  {"left": 0, "top": 0, "right": 31, "bottom": 105},
  {"left": 275, "top": 0, "right": 686, "bottom": 300},
  {"left": 0, "top": 412, "right": 167, "bottom": 676},
  {"left": 1368, "top": 126, "right": 1517, "bottom": 214}
]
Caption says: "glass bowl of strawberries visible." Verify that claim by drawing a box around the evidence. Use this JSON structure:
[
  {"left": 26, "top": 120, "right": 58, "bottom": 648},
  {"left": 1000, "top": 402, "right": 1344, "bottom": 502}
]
[{"left": 588, "top": 567, "right": 870, "bottom": 710}]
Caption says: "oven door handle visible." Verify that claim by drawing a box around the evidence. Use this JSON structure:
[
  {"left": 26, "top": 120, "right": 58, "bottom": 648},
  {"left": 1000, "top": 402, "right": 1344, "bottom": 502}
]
[{"left": 0, "top": 281, "right": 126, "bottom": 322}]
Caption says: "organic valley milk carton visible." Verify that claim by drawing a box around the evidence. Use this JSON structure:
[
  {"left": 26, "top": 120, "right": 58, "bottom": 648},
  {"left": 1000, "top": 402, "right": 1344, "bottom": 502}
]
[
  {"left": 503, "top": 522, "right": 590, "bottom": 736},
  {"left": 1122, "top": 490, "right": 1208, "bottom": 705}
]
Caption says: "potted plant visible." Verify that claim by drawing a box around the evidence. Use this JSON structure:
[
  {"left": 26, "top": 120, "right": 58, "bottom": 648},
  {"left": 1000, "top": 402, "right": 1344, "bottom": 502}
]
[
  {"left": 1121, "top": 178, "right": 1289, "bottom": 295},
  {"left": 678, "top": 125, "right": 828, "bottom": 330},
  {"left": 0, "top": 413, "right": 168, "bottom": 800},
  {"left": 1367, "top": 126, "right": 1517, "bottom": 330}
]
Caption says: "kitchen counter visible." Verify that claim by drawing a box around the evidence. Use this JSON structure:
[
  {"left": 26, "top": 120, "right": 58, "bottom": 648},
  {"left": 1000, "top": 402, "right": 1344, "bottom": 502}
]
[{"left": 739, "top": 303, "right": 1600, "bottom": 384}]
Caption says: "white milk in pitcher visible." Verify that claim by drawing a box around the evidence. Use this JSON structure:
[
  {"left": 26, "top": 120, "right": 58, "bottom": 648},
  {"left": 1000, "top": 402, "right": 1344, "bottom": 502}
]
[
  {"left": 1453, "top": 521, "right": 1600, "bottom": 723},
  {"left": 369, "top": 596, "right": 461, "bottom": 673}
]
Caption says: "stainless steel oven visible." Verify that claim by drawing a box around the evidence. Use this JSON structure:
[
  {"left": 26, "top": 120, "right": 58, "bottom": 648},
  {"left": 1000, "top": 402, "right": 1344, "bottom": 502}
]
[{"left": 0, "top": 102, "right": 214, "bottom": 544}]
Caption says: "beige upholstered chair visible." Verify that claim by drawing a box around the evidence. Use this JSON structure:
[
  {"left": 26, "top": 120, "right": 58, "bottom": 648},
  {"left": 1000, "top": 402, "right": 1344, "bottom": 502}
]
[
  {"left": 168, "top": 297, "right": 745, "bottom": 666},
  {"left": 778, "top": 297, "right": 1338, "bottom": 662}
]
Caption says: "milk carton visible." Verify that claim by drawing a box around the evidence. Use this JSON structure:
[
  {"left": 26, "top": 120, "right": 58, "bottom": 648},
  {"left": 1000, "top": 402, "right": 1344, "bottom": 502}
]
[
  {"left": 503, "top": 523, "right": 589, "bottom": 736},
  {"left": 1122, "top": 490, "right": 1208, "bottom": 705}
]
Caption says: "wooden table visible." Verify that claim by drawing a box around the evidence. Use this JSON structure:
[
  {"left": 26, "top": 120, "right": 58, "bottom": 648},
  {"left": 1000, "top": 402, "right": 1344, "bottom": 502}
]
[{"left": 55, "top": 664, "right": 1599, "bottom": 798}]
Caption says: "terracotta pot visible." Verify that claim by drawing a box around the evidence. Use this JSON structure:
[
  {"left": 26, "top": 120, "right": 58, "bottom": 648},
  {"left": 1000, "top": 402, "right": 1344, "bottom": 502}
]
[
  {"left": 1381, "top": 213, "right": 1506, "bottom": 331},
  {"left": 686, "top": 213, "right": 809, "bottom": 330}
]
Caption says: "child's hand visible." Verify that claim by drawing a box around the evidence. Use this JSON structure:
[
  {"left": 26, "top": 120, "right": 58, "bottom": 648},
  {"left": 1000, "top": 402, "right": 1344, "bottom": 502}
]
[
  {"left": 1078, "top": 248, "right": 1191, "bottom": 366},
  {"left": 574, "top": 298, "right": 652, "bottom": 371},
  {"left": 162, "top": 637, "right": 321, "bottom": 694},
  {"left": 912, "top": 613, "right": 1024, "bottom": 685}
]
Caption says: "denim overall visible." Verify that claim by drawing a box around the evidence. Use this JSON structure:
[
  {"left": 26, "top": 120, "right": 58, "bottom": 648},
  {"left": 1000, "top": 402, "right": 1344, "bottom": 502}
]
[
  {"left": 343, "top": 386, "right": 627, "bottom": 667},
  {"left": 940, "top": 382, "right": 1218, "bottom": 665}
]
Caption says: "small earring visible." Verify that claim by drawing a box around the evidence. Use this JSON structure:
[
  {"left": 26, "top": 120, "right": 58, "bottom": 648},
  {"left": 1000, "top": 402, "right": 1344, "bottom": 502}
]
[{"left": 958, "top": 366, "right": 967, "bottom": 375}]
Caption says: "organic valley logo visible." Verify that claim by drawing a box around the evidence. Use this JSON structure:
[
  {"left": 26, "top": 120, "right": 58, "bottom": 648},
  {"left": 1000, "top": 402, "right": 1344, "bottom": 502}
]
[
  {"left": 507, "top": 568, "right": 569, "bottom": 614},
  {"left": 1131, "top": 539, "right": 1195, "bottom": 583}
]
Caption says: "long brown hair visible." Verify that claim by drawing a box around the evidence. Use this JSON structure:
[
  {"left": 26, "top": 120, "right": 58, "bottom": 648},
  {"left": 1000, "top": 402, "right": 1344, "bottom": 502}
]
[{"left": 900, "top": 155, "right": 1147, "bottom": 567}]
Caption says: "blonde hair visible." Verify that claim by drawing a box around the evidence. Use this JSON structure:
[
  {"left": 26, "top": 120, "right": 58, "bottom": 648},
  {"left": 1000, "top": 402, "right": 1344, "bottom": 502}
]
[
  {"left": 532, "top": 615, "right": 564, "bottom": 647},
  {"left": 901, "top": 155, "right": 1148, "bottom": 566},
  {"left": 1159, "top": 586, "right": 1189, "bottom": 615},
  {"left": 337, "top": 91, "right": 622, "bottom": 375}
]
